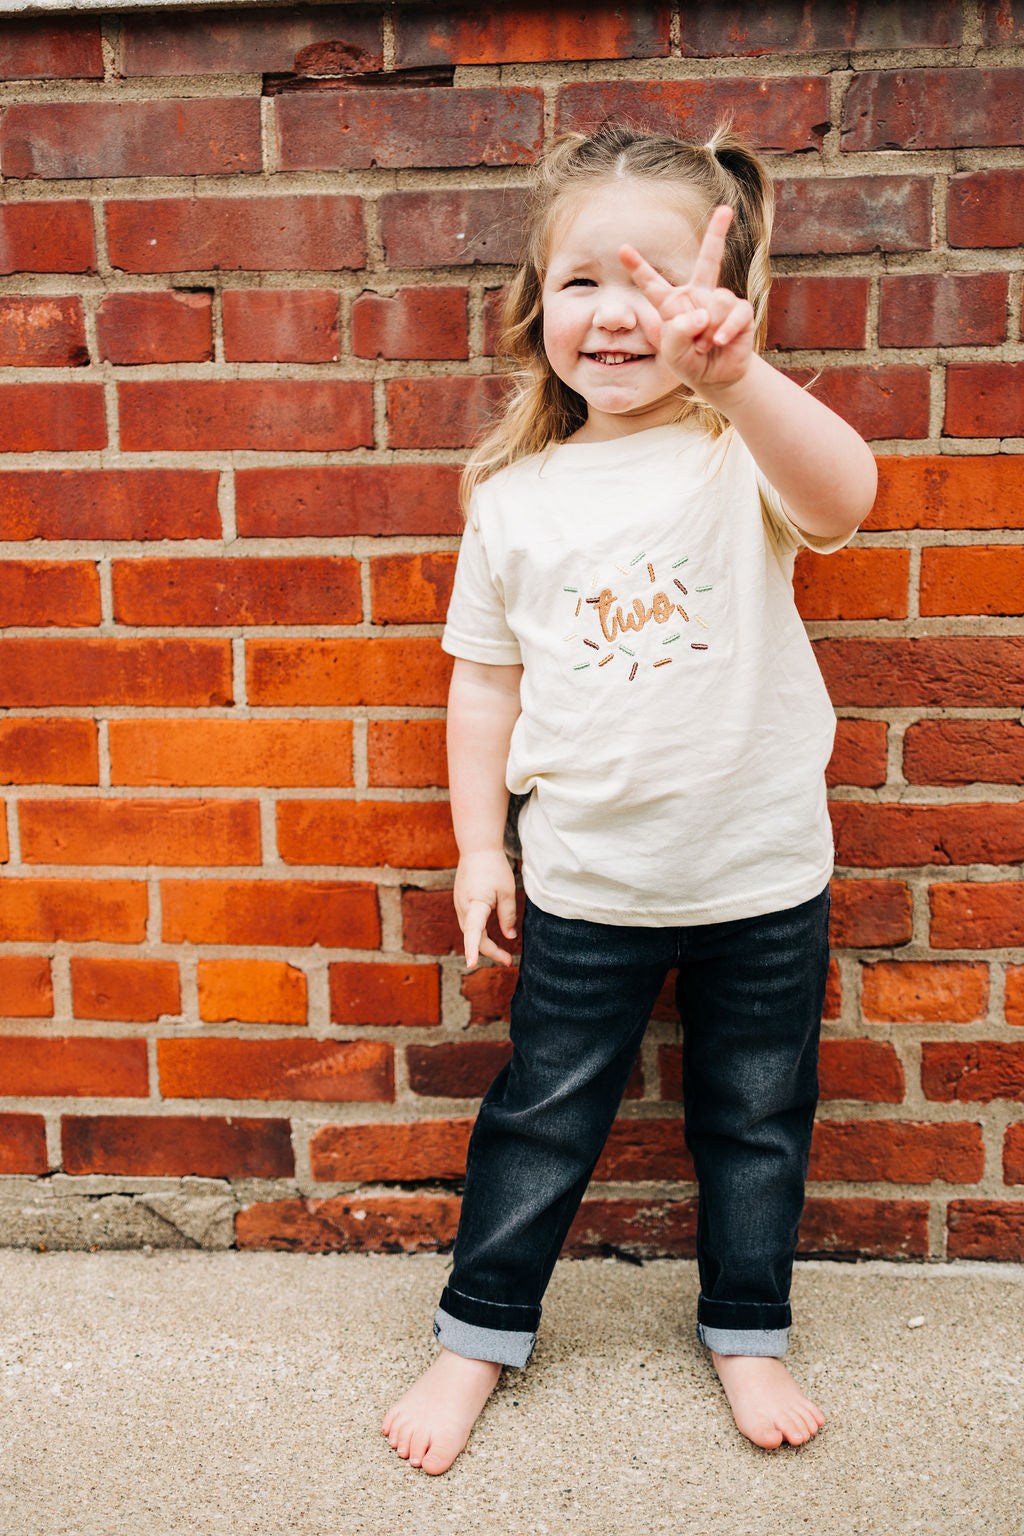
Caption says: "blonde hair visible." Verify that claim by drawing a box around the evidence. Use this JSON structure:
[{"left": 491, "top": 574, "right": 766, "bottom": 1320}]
[{"left": 461, "top": 121, "right": 775, "bottom": 513}]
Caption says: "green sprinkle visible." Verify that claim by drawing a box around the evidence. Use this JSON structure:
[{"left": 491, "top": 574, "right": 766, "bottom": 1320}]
[
  {"left": 618, "top": 645, "right": 635, "bottom": 657},
  {"left": 628, "top": 551, "right": 647, "bottom": 566},
  {"left": 671, "top": 557, "right": 689, "bottom": 568},
  {"left": 562, "top": 586, "right": 579, "bottom": 593},
  {"left": 696, "top": 584, "right": 712, "bottom": 592},
  {"left": 662, "top": 632, "right": 681, "bottom": 645},
  {"left": 573, "top": 662, "right": 590, "bottom": 671}
]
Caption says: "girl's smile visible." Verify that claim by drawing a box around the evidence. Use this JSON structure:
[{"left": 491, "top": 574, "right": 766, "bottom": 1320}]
[{"left": 541, "top": 181, "right": 703, "bottom": 441}]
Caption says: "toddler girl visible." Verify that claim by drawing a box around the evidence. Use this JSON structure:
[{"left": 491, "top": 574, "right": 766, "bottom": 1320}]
[{"left": 382, "top": 122, "right": 877, "bottom": 1473}]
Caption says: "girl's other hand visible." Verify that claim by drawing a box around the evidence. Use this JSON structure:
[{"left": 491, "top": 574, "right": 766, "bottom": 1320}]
[
  {"left": 619, "top": 205, "right": 754, "bottom": 393},
  {"left": 454, "top": 849, "right": 518, "bottom": 969}
]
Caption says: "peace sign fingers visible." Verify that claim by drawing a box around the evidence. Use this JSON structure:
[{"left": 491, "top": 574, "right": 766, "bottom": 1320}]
[
  {"left": 618, "top": 244, "right": 706, "bottom": 326},
  {"left": 689, "top": 203, "right": 734, "bottom": 297}
]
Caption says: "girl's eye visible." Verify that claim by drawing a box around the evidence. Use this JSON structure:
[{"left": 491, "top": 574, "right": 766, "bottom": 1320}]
[{"left": 565, "top": 277, "right": 596, "bottom": 288}]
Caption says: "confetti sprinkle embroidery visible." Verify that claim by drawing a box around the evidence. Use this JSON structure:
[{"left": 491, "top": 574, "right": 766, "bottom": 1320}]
[
  {"left": 583, "top": 638, "right": 600, "bottom": 650},
  {"left": 654, "top": 657, "right": 672, "bottom": 667},
  {"left": 598, "top": 652, "right": 614, "bottom": 666},
  {"left": 671, "top": 557, "right": 689, "bottom": 569},
  {"left": 628, "top": 663, "right": 638, "bottom": 681},
  {"left": 674, "top": 579, "right": 688, "bottom": 594},
  {"left": 574, "top": 661, "right": 590, "bottom": 671},
  {"left": 564, "top": 553, "right": 711, "bottom": 679},
  {"left": 647, "top": 562, "right": 656, "bottom": 583},
  {"left": 691, "top": 642, "right": 708, "bottom": 651},
  {"left": 629, "top": 551, "right": 647, "bottom": 567},
  {"left": 575, "top": 598, "right": 582, "bottom": 617}
]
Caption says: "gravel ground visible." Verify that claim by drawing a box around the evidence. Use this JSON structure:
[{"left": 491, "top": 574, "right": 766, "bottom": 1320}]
[{"left": 0, "top": 1250, "right": 1020, "bottom": 1536}]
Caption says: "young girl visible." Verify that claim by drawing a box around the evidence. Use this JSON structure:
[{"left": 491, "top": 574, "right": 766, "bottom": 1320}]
[{"left": 382, "top": 122, "right": 876, "bottom": 1473}]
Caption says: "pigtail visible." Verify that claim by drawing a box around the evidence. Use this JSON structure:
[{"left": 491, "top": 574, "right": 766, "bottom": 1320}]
[{"left": 703, "top": 123, "right": 775, "bottom": 352}]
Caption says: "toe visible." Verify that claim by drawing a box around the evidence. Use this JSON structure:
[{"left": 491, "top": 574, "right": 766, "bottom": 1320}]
[
  {"left": 421, "top": 1443, "right": 454, "bottom": 1476},
  {"left": 408, "top": 1425, "right": 431, "bottom": 1469}
]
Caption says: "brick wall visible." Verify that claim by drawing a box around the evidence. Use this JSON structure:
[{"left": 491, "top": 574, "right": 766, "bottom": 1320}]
[{"left": 0, "top": 1, "right": 1022, "bottom": 1261}]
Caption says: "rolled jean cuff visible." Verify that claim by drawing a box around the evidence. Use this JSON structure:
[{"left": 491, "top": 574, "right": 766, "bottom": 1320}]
[
  {"left": 433, "top": 1308, "right": 534, "bottom": 1368},
  {"left": 696, "top": 1321, "right": 789, "bottom": 1358}
]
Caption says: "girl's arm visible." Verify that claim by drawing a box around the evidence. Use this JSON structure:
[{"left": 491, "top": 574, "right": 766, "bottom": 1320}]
[{"left": 447, "top": 656, "right": 524, "bottom": 968}]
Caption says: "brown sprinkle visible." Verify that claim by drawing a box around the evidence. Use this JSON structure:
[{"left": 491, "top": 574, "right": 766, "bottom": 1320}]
[
  {"left": 628, "top": 662, "right": 638, "bottom": 681},
  {"left": 583, "top": 638, "right": 600, "bottom": 650},
  {"left": 674, "top": 579, "right": 687, "bottom": 594},
  {"left": 691, "top": 642, "right": 708, "bottom": 651}
]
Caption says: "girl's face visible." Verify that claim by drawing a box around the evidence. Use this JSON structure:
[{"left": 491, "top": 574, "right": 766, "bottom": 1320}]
[{"left": 542, "top": 180, "right": 703, "bottom": 442}]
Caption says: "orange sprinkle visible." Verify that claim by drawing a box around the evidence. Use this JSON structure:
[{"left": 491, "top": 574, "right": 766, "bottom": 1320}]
[
  {"left": 647, "top": 562, "right": 655, "bottom": 583},
  {"left": 598, "top": 652, "right": 614, "bottom": 666},
  {"left": 654, "top": 657, "right": 672, "bottom": 667}
]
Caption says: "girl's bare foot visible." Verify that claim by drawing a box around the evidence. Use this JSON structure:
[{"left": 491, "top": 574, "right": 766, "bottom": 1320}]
[
  {"left": 711, "top": 1352, "right": 825, "bottom": 1449},
  {"left": 382, "top": 1347, "right": 502, "bottom": 1474}
]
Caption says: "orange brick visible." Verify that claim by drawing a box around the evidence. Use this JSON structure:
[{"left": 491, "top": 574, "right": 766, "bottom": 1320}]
[
  {"left": 367, "top": 721, "right": 447, "bottom": 788},
  {"left": 246, "top": 637, "right": 451, "bottom": 708},
  {"left": 70, "top": 957, "right": 180, "bottom": 1022},
  {"left": 161, "top": 879, "right": 380, "bottom": 948},
  {"left": 309, "top": 1117, "right": 472, "bottom": 1180},
  {"left": 809, "top": 1119, "right": 984, "bottom": 1182},
  {"left": 794, "top": 547, "right": 909, "bottom": 621},
  {"left": 0, "top": 879, "right": 147, "bottom": 943},
  {"left": 277, "top": 799, "right": 457, "bottom": 870},
  {"left": 370, "top": 552, "right": 457, "bottom": 624},
  {"left": 0, "top": 1036, "right": 148, "bottom": 1097},
  {"left": 0, "top": 382, "right": 105, "bottom": 451},
  {"left": 329, "top": 961, "right": 440, "bottom": 1026},
  {"left": 0, "top": 560, "right": 100, "bottom": 626},
  {"left": 235, "top": 463, "right": 460, "bottom": 539},
  {"left": 1006, "top": 966, "right": 1024, "bottom": 1027},
  {"left": 109, "top": 719, "right": 353, "bottom": 789},
  {"left": 159, "top": 1037, "right": 394, "bottom": 1102},
  {"left": 112, "top": 557, "right": 361, "bottom": 626},
  {"left": 198, "top": 959, "right": 307, "bottom": 1025},
  {"left": 593, "top": 1119, "right": 694, "bottom": 1181},
  {"left": 565, "top": 1198, "right": 697, "bottom": 1259},
  {"left": 0, "top": 718, "right": 98, "bottom": 785},
  {"left": 0, "top": 638, "right": 232, "bottom": 708},
  {"left": 861, "top": 961, "right": 988, "bottom": 1023},
  {"left": 948, "top": 1201, "right": 1024, "bottom": 1258},
  {"left": 826, "top": 719, "right": 887, "bottom": 789},
  {"left": 829, "top": 879, "right": 913, "bottom": 949},
  {"left": 870, "top": 455, "right": 1024, "bottom": 531},
  {"left": 62, "top": 1114, "right": 293, "bottom": 1178},
  {"left": 0, "top": 955, "right": 53, "bottom": 1018},
  {"left": 818, "top": 1040, "right": 905, "bottom": 1103},
  {"left": 461, "top": 964, "right": 517, "bottom": 1025},
  {"left": 798, "top": 1197, "right": 930, "bottom": 1260},
  {"left": 903, "top": 720, "right": 1024, "bottom": 787},
  {"left": 930, "top": 883, "right": 1024, "bottom": 949},
  {"left": 922, "top": 1042, "right": 1024, "bottom": 1103},
  {"left": 0, "top": 1113, "right": 48, "bottom": 1174},
  {"left": 1002, "top": 1123, "right": 1024, "bottom": 1183},
  {"left": 920, "top": 545, "right": 1024, "bottom": 617},
  {"left": 831, "top": 802, "right": 1024, "bottom": 868},
  {"left": 0, "top": 296, "right": 87, "bottom": 366},
  {"left": 19, "top": 798, "right": 261, "bottom": 867},
  {"left": 236, "top": 1193, "right": 460, "bottom": 1252}
]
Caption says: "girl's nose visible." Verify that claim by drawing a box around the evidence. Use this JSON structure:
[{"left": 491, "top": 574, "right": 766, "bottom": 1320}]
[{"left": 592, "top": 287, "right": 637, "bottom": 330}]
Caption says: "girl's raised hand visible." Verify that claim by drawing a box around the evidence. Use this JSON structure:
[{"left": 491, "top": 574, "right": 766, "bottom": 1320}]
[{"left": 619, "top": 205, "right": 754, "bottom": 393}]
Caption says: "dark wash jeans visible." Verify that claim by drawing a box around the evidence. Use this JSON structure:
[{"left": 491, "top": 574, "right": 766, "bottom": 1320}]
[{"left": 435, "top": 884, "right": 831, "bottom": 1367}]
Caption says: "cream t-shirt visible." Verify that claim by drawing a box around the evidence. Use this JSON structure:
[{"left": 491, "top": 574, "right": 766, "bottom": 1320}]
[{"left": 441, "top": 421, "right": 855, "bottom": 927}]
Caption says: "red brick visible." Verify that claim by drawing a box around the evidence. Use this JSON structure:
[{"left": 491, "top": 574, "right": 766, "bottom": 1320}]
[
  {"left": 1003, "top": 1124, "right": 1024, "bottom": 1183},
  {"left": 276, "top": 87, "right": 543, "bottom": 171},
  {"left": 870, "top": 456, "right": 1024, "bottom": 532},
  {"left": 406, "top": 1041, "right": 512, "bottom": 1097},
  {"left": 0, "top": 383, "right": 105, "bottom": 453},
  {"left": 247, "top": 637, "right": 450, "bottom": 708},
  {"left": 0, "top": 639, "right": 231, "bottom": 709},
  {"left": 70, "top": 957, "right": 180, "bottom": 1022},
  {"left": 765, "top": 276, "right": 868, "bottom": 351},
  {"left": 794, "top": 547, "right": 908, "bottom": 622},
  {"left": 0, "top": 1114, "right": 47, "bottom": 1175},
  {"left": 121, "top": 9, "right": 382, "bottom": 75},
  {"left": 0, "top": 296, "right": 87, "bottom": 366},
  {"left": 198, "top": 959, "right": 307, "bottom": 1025},
  {"left": 0, "top": 561, "right": 100, "bottom": 628},
  {"left": 809, "top": 1119, "right": 983, "bottom": 1182},
  {"left": 379, "top": 188, "right": 529, "bottom": 268},
  {"left": 112, "top": 556, "right": 361, "bottom": 627},
  {"left": 980, "top": 2, "right": 1024, "bottom": 43},
  {"left": 786, "top": 365, "right": 929, "bottom": 440},
  {"left": 773, "top": 177, "right": 931, "bottom": 255},
  {"left": 832, "top": 802, "right": 1024, "bottom": 869},
  {"left": 904, "top": 721, "right": 1024, "bottom": 788},
  {"left": 329, "top": 961, "right": 440, "bottom": 1027},
  {"left": 0, "top": 202, "right": 95, "bottom": 274},
  {"left": 1006, "top": 967, "right": 1024, "bottom": 1028},
  {"left": 862, "top": 961, "right": 988, "bottom": 1024},
  {"left": 397, "top": 5, "right": 670, "bottom": 65},
  {"left": 236, "top": 1193, "right": 460, "bottom": 1252},
  {"left": 1, "top": 817, "right": 9, "bottom": 865},
  {"left": 235, "top": 464, "right": 460, "bottom": 538},
  {"left": 0, "top": 879, "right": 146, "bottom": 943},
  {"left": 930, "top": 883, "right": 1024, "bottom": 950},
  {"left": 948, "top": 170, "right": 1024, "bottom": 248},
  {"left": 0, "top": 19, "right": 104, "bottom": 79},
  {"left": 161, "top": 878, "right": 380, "bottom": 948},
  {"left": 309, "top": 1116, "right": 472, "bottom": 1181},
  {"left": 2, "top": 100, "right": 259, "bottom": 181},
  {"left": 62, "top": 1114, "right": 294, "bottom": 1179},
  {"left": 370, "top": 553, "right": 457, "bottom": 625},
  {"left": 920, "top": 546, "right": 1024, "bottom": 618},
  {"left": 680, "top": 3, "right": 960, "bottom": 53},
  {"left": 106, "top": 195, "right": 364, "bottom": 274},
  {"left": 278, "top": 799, "right": 457, "bottom": 871},
  {"left": 562, "top": 1199, "right": 696, "bottom": 1259},
  {"left": 0, "top": 469, "right": 219, "bottom": 542},
  {"left": 352, "top": 286, "right": 468, "bottom": 361},
  {"left": 878, "top": 274, "right": 1008, "bottom": 348},
  {"left": 0, "top": 956, "right": 53, "bottom": 1018},
  {"left": 947, "top": 1200, "right": 1024, "bottom": 1258},
  {"left": 482, "top": 286, "right": 508, "bottom": 355},
  {"left": 814, "top": 637, "right": 1024, "bottom": 708},
  {"left": 922, "top": 1042, "right": 1024, "bottom": 1103},
  {"left": 368, "top": 721, "right": 448, "bottom": 788},
  {"left": 829, "top": 879, "right": 914, "bottom": 949},
  {"left": 20, "top": 798, "right": 261, "bottom": 868},
  {"left": 387, "top": 376, "right": 507, "bottom": 449},
  {"left": 945, "top": 363, "right": 1024, "bottom": 438},
  {"left": 402, "top": 888, "right": 464, "bottom": 956},
  {"left": 797, "top": 1197, "right": 930, "bottom": 1260},
  {"left": 159, "top": 1037, "right": 393, "bottom": 1102},
  {"left": 0, "top": 1036, "right": 148, "bottom": 1097},
  {"left": 826, "top": 719, "right": 887, "bottom": 789},
  {"left": 96, "top": 291, "right": 212, "bottom": 365},
  {"left": 222, "top": 289, "right": 338, "bottom": 363},
  {"left": 119, "top": 380, "right": 373, "bottom": 453},
  {"left": 818, "top": 1040, "right": 905, "bottom": 1103},
  {"left": 556, "top": 77, "right": 828, "bottom": 151},
  {"left": 844, "top": 68, "right": 1024, "bottom": 152},
  {"left": 592, "top": 1119, "right": 693, "bottom": 1181},
  {"left": 824, "top": 958, "right": 842, "bottom": 1020},
  {"left": 461, "top": 964, "right": 517, "bottom": 1025},
  {"left": 109, "top": 719, "right": 354, "bottom": 789}
]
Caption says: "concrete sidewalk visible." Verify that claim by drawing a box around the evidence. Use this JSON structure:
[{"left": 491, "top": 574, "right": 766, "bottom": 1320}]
[{"left": 0, "top": 1250, "right": 1020, "bottom": 1536}]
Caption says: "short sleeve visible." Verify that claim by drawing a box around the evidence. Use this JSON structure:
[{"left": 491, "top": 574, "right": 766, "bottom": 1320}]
[
  {"left": 756, "top": 466, "right": 859, "bottom": 557},
  {"left": 441, "top": 504, "right": 523, "bottom": 666}
]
